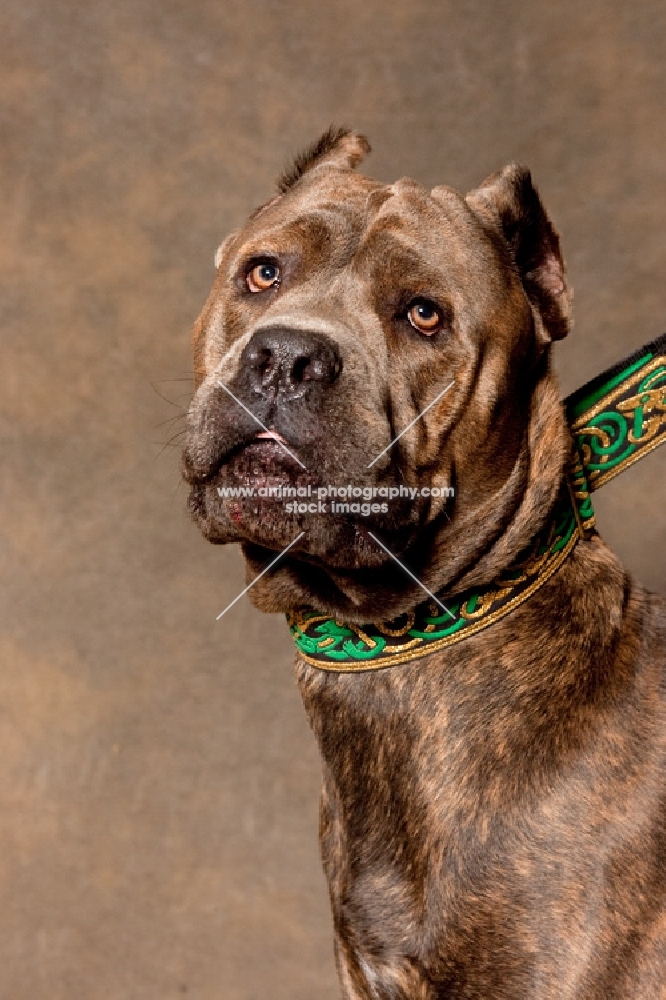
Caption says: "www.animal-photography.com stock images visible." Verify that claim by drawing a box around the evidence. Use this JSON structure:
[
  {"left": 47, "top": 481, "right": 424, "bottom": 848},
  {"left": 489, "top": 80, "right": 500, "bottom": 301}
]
[{"left": 2, "top": 2, "right": 665, "bottom": 998}]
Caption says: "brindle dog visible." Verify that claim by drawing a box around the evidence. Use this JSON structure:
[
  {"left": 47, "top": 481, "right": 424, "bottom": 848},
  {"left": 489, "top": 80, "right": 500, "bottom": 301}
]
[{"left": 182, "top": 128, "right": 665, "bottom": 998}]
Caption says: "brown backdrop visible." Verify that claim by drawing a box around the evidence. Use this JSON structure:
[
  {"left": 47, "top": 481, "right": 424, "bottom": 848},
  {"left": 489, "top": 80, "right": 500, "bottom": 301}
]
[{"left": 1, "top": 2, "right": 665, "bottom": 997}]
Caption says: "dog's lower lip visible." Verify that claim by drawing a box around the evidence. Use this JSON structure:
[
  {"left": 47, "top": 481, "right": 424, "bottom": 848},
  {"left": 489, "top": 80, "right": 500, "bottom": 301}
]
[{"left": 183, "top": 432, "right": 298, "bottom": 486}]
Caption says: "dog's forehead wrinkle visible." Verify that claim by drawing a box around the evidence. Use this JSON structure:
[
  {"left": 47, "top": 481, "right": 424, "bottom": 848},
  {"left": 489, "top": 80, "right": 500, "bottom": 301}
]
[
  {"left": 430, "top": 184, "right": 489, "bottom": 232},
  {"left": 357, "top": 223, "right": 430, "bottom": 267},
  {"left": 389, "top": 175, "right": 428, "bottom": 196},
  {"left": 355, "top": 211, "right": 481, "bottom": 287},
  {"left": 368, "top": 185, "right": 469, "bottom": 239},
  {"left": 282, "top": 204, "right": 356, "bottom": 234},
  {"left": 233, "top": 176, "right": 454, "bottom": 275},
  {"left": 380, "top": 177, "right": 453, "bottom": 224},
  {"left": 234, "top": 212, "right": 334, "bottom": 255},
  {"left": 232, "top": 204, "right": 369, "bottom": 271},
  {"left": 364, "top": 185, "right": 395, "bottom": 217},
  {"left": 430, "top": 183, "right": 466, "bottom": 205}
]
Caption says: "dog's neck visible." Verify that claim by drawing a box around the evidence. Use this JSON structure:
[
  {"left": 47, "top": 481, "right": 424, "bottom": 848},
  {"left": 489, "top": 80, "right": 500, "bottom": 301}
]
[
  {"left": 288, "top": 455, "right": 594, "bottom": 671},
  {"left": 287, "top": 333, "right": 666, "bottom": 672}
]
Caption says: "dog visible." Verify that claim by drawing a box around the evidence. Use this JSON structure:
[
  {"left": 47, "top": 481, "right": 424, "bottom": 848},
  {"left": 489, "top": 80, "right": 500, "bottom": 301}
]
[{"left": 182, "top": 127, "right": 665, "bottom": 998}]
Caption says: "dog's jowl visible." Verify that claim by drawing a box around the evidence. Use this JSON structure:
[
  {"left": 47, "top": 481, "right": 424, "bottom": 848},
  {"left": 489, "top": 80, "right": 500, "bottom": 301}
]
[{"left": 183, "top": 128, "right": 665, "bottom": 999}]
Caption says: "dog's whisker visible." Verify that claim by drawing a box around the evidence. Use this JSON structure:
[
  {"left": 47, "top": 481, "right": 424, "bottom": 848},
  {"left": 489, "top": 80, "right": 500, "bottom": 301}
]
[
  {"left": 153, "top": 412, "right": 186, "bottom": 431},
  {"left": 154, "top": 428, "right": 188, "bottom": 460},
  {"left": 149, "top": 379, "right": 188, "bottom": 409}
]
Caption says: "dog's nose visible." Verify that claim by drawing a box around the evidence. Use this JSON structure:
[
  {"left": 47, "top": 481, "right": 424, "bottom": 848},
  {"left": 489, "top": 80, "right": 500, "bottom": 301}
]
[{"left": 241, "top": 327, "right": 342, "bottom": 400}]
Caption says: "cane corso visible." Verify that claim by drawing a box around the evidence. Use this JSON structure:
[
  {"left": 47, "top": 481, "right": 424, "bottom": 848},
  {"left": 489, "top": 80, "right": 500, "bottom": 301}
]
[{"left": 182, "top": 127, "right": 665, "bottom": 998}]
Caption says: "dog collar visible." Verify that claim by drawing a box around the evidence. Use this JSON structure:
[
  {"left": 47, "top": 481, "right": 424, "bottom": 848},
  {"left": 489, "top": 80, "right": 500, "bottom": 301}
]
[{"left": 287, "top": 334, "right": 666, "bottom": 671}]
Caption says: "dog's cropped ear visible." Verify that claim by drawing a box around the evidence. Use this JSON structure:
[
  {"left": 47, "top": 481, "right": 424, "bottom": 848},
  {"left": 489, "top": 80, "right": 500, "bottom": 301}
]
[
  {"left": 466, "top": 164, "right": 570, "bottom": 344},
  {"left": 277, "top": 125, "right": 371, "bottom": 194},
  {"left": 241, "top": 128, "right": 370, "bottom": 227}
]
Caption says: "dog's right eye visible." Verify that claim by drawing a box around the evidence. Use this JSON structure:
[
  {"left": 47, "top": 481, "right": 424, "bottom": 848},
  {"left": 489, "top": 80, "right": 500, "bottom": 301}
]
[
  {"left": 246, "top": 262, "right": 281, "bottom": 293},
  {"left": 406, "top": 299, "right": 444, "bottom": 335}
]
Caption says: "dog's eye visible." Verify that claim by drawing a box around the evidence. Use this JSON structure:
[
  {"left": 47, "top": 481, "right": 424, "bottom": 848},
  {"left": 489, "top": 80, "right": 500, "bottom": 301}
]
[
  {"left": 246, "top": 262, "right": 281, "bottom": 292},
  {"left": 407, "top": 299, "right": 443, "bottom": 335}
]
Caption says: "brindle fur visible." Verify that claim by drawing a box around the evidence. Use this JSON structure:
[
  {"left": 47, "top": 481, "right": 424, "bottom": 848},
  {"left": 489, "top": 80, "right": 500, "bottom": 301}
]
[{"left": 183, "top": 129, "right": 666, "bottom": 998}]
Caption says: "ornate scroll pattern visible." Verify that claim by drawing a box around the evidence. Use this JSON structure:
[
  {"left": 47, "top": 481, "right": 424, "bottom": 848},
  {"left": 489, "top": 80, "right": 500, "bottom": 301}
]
[
  {"left": 570, "top": 357, "right": 666, "bottom": 490},
  {"left": 288, "top": 471, "right": 593, "bottom": 672}
]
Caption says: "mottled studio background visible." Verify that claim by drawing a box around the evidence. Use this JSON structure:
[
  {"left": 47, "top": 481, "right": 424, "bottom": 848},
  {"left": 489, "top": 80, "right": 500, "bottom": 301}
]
[{"left": 1, "top": 2, "right": 665, "bottom": 997}]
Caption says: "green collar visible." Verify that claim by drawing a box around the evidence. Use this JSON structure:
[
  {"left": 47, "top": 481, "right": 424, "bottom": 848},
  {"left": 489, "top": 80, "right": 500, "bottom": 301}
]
[{"left": 288, "top": 334, "right": 666, "bottom": 672}]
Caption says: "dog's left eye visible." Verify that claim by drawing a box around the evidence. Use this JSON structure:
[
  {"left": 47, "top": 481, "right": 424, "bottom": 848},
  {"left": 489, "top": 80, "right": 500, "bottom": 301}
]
[
  {"left": 246, "top": 262, "right": 281, "bottom": 292},
  {"left": 407, "top": 299, "right": 444, "bottom": 335}
]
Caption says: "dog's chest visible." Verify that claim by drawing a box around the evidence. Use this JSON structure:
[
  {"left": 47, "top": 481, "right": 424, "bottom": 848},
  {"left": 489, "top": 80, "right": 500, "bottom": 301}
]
[
  {"left": 293, "top": 591, "right": 665, "bottom": 998},
  {"left": 295, "top": 654, "right": 537, "bottom": 950}
]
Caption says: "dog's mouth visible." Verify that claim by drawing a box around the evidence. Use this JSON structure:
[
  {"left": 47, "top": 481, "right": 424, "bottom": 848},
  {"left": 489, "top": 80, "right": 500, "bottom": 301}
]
[
  {"left": 185, "top": 430, "right": 420, "bottom": 568},
  {"left": 223, "top": 436, "right": 317, "bottom": 504}
]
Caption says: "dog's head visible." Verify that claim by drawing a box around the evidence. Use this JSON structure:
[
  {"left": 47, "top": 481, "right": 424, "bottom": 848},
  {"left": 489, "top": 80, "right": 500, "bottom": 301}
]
[{"left": 182, "top": 127, "right": 572, "bottom": 621}]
